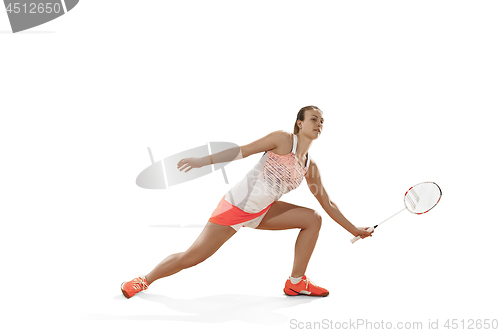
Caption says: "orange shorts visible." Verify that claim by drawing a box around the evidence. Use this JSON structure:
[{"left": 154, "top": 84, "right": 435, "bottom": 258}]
[{"left": 209, "top": 196, "right": 274, "bottom": 229}]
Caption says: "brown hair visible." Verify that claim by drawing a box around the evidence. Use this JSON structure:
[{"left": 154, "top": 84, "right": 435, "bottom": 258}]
[{"left": 294, "top": 106, "right": 322, "bottom": 134}]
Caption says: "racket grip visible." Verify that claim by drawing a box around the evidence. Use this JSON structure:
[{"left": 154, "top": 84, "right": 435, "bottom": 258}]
[{"left": 350, "top": 227, "right": 374, "bottom": 244}]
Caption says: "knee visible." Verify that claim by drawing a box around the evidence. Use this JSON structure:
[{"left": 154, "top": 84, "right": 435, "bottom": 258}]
[{"left": 309, "top": 210, "right": 322, "bottom": 231}]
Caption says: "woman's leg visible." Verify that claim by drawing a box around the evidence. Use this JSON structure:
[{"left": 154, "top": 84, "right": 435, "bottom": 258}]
[
  {"left": 145, "top": 222, "right": 236, "bottom": 284},
  {"left": 256, "top": 201, "right": 322, "bottom": 278}
]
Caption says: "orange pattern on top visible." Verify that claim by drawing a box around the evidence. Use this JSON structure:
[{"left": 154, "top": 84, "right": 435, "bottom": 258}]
[{"left": 260, "top": 151, "right": 308, "bottom": 198}]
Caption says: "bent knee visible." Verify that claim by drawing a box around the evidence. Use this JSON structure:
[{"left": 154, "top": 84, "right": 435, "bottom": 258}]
[{"left": 310, "top": 210, "right": 322, "bottom": 230}]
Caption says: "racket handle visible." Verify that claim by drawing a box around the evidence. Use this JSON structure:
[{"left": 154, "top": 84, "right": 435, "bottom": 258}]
[{"left": 350, "top": 227, "right": 375, "bottom": 244}]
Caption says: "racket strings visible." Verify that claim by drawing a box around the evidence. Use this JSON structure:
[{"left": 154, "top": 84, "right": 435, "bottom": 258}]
[{"left": 405, "top": 182, "right": 441, "bottom": 214}]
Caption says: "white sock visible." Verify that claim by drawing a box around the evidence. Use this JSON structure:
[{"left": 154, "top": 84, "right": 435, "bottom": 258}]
[{"left": 290, "top": 276, "right": 304, "bottom": 284}]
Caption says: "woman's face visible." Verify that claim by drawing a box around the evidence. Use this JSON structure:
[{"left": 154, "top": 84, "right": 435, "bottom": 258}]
[{"left": 299, "top": 109, "right": 324, "bottom": 139}]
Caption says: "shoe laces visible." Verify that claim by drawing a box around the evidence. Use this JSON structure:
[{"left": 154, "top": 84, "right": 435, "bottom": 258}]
[
  {"left": 304, "top": 277, "right": 318, "bottom": 290},
  {"left": 131, "top": 277, "right": 149, "bottom": 292}
]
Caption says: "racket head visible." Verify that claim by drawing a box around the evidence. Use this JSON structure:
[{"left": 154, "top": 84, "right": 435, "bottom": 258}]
[{"left": 404, "top": 182, "right": 442, "bottom": 214}]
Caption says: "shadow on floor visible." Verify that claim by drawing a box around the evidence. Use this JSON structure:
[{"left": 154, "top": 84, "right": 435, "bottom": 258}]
[{"left": 81, "top": 292, "right": 323, "bottom": 325}]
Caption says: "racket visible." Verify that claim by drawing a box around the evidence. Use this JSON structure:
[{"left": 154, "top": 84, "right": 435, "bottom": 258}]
[{"left": 351, "top": 182, "right": 442, "bottom": 244}]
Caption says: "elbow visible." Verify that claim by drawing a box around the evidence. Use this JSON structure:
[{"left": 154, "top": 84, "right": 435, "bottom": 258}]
[
  {"left": 328, "top": 199, "right": 339, "bottom": 210},
  {"left": 224, "top": 146, "right": 243, "bottom": 161},
  {"left": 315, "top": 194, "right": 331, "bottom": 208},
  {"left": 237, "top": 146, "right": 248, "bottom": 159}
]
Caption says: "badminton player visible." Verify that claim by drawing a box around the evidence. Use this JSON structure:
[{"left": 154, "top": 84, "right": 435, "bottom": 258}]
[{"left": 121, "top": 106, "right": 373, "bottom": 298}]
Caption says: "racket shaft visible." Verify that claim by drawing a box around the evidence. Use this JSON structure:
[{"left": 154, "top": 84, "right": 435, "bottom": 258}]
[
  {"left": 377, "top": 208, "right": 406, "bottom": 227},
  {"left": 350, "top": 208, "right": 406, "bottom": 244}
]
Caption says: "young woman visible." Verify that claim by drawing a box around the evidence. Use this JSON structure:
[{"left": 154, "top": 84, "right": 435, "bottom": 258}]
[{"left": 121, "top": 106, "right": 373, "bottom": 298}]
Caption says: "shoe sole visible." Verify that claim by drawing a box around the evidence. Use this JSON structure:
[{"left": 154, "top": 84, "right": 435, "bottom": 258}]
[{"left": 283, "top": 287, "right": 329, "bottom": 297}]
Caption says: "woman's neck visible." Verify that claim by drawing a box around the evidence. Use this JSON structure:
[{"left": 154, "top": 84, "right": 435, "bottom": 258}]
[{"left": 295, "top": 132, "right": 313, "bottom": 158}]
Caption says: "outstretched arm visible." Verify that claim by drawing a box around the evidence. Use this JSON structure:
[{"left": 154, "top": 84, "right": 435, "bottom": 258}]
[
  {"left": 178, "top": 130, "right": 289, "bottom": 172},
  {"left": 305, "top": 159, "right": 373, "bottom": 238}
]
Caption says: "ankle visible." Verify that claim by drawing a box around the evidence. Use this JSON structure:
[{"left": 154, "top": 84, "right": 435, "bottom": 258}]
[
  {"left": 289, "top": 275, "right": 304, "bottom": 284},
  {"left": 291, "top": 272, "right": 305, "bottom": 279}
]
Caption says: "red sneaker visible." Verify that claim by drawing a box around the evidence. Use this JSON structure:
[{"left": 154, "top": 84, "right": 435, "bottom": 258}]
[
  {"left": 121, "top": 276, "right": 149, "bottom": 299},
  {"left": 284, "top": 275, "right": 329, "bottom": 297}
]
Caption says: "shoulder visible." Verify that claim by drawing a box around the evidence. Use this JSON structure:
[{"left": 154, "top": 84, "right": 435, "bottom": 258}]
[
  {"left": 269, "top": 130, "right": 293, "bottom": 154},
  {"left": 260, "top": 130, "right": 292, "bottom": 148},
  {"left": 276, "top": 130, "right": 293, "bottom": 143},
  {"left": 271, "top": 130, "right": 292, "bottom": 140},
  {"left": 240, "top": 130, "right": 291, "bottom": 158}
]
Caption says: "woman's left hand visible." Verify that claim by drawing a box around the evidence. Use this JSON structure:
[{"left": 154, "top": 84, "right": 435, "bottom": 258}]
[{"left": 355, "top": 227, "right": 374, "bottom": 239}]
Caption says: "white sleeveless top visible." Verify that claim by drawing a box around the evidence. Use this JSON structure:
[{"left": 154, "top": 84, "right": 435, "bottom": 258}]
[{"left": 223, "top": 133, "right": 310, "bottom": 213}]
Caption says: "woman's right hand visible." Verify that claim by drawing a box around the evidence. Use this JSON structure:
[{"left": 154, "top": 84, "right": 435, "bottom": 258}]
[{"left": 177, "top": 157, "right": 204, "bottom": 172}]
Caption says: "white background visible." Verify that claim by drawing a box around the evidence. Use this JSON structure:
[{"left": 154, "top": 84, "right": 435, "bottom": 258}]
[{"left": 1, "top": 1, "right": 499, "bottom": 332}]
